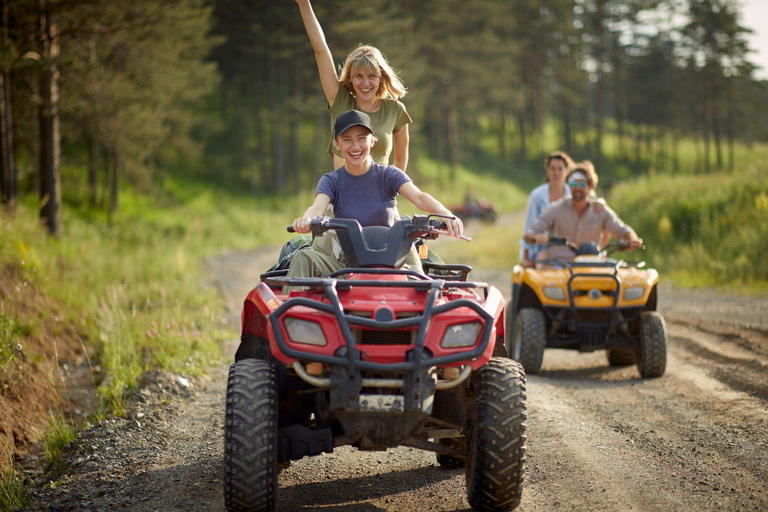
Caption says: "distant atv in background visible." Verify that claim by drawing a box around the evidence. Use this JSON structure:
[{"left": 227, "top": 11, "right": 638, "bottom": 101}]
[
  {"left": 507, "top": 237, "right": 666, "bottom": 378},
  {"left": 452, "top": 199, "right": 499, "bottom": 223},
  {"left": 225, "top": 215, "right": 527, "bottom": 512}
]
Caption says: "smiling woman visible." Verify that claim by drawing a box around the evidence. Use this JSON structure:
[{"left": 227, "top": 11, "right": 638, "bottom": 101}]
[
  {"left": 295, "top": 0, "right": 412, "bottom": 171},
  {"left": 280, "top": 109, "right": 462, "bottom": 292}
]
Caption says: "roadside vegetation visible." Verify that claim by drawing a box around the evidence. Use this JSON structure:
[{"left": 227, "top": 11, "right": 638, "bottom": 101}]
[{"left": 611, "top": 163, "right": 768, "bottom": 291}]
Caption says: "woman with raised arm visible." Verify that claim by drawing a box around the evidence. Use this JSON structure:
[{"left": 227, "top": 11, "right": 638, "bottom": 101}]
[{"left": 295, "top": 0, "right": 412, "bottom": 171}]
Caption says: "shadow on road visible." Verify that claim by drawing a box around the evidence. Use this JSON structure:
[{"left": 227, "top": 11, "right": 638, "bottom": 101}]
[
  {"left": 278, "top": 465, "right": 463, "bottom": 511},
  {"left": 533, "top": 365, "right": 645, "bottom": 389}
]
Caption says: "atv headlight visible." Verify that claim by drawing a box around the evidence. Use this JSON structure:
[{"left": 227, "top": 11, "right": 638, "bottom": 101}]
[
  {"left": 440, "top": 322, "right": 482, "bottom": 348},
  {"left": 543, "top": 286, "right": 566, "bottom": 301},
  {"left": 623, "top": 286, "right": 645, "bottom": 301},
  {"left": 284, "top": 318, "right": 326, "bottom": 346}
]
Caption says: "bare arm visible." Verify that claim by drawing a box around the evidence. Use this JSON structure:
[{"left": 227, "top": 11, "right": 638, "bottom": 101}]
[
  {"left": 392, "top": 125, "right": 409, "bottom": 172},
  {"left": 398, "top": 182, "right": 463, "bottom": 237},
  {"left": 295, "top": 0, "right": 340, "bottom": 106},
  {"left": 291, "top": 193, "right": 331, "bottom": 233}
]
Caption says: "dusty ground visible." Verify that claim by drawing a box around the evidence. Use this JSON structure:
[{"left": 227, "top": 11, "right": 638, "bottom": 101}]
[{"left": 22, "top": 220, "right": 768, "bottom": 511}]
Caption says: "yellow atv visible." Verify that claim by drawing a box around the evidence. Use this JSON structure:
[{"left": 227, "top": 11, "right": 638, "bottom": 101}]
[{"left": 506, "top": 237, "right": 666, "bottom": 378}]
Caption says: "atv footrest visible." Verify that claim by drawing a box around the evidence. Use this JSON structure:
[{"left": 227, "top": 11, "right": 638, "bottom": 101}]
[{"left": 278, "top": 425, "right": 334, "bottom": 462}]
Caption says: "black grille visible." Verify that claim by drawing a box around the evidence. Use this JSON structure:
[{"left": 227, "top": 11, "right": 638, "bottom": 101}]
[{"left": 359, "top": 330, "right": 413, "bottom": 345}]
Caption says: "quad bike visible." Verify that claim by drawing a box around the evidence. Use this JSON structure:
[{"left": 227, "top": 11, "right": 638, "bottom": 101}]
[
  {"left": 506, "top": 237, "right": 666, "bottom": 378},
  {"left": 224, "top": 215, "right": 527, "bottom": 512},
  {"left": 452, "top": 200, "right": 499, "bottom": 223}
]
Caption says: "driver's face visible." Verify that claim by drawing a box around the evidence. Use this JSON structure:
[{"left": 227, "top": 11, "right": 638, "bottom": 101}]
[{"left": 570, "top": 179, "right": 591, "bottom": 203}]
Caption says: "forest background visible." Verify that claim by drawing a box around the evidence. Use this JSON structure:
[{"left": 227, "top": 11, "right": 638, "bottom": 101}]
[{"left": 1, "top": 0, "right": 767, "bottom": 500}]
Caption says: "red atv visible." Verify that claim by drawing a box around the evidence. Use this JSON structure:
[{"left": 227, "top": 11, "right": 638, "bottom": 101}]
[
  {"left": 452, "top": 200, "right": 499, "bottom": 223},
  {"left": 224, "top": 215, "right": 527, "bottom": 512}
]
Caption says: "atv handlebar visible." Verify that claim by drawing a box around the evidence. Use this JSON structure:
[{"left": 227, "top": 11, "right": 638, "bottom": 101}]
[
  {"left": 603, "top": 240, "right": 646, "bottom": 254},
  {"left": 546, "top": 237, "right": 646, "bottom": 256},
  {"left": 288, "top": 215, "right": 470, "bottom": 241}
]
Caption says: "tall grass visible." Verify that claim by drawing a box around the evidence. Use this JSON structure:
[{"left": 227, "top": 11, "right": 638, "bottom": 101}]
[
  {"left": 610, "top": 166, "right": 768, "bottom": 289},
  {"left": 1, "top": 176, "right": 314, "bottom": 415},
  {"left": 42, "top": 412, "right": 78, "bottom": 470},
  {"left": 0, "top": 458, "right": 30, "bottom": 511}
]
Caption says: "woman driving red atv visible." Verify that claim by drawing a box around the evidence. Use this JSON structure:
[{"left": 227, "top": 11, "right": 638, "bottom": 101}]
[{"left": 285, "top": 110, "right": 462, "bottom": 288}]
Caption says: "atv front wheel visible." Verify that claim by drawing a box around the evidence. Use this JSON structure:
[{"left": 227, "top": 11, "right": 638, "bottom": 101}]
[
  {"left": 509, "top": 308, "right": 546, "bottom": 374},
  {"left": 637, "top": 312, "right": 667, "bottom": 378},
  {"left": 466, "top": 358, "right": 527, "bottom": 512},
  {"left": 607, "top": 349, "right": 639, "bottom": 366},
  {"left": 224, "top": 360, "right": 278, "bottom": 512}
]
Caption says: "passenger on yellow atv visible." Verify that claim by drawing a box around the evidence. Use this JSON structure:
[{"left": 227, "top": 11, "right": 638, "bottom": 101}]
[{"left": 523, "top": 161, "right": 643, "bottom": 264}]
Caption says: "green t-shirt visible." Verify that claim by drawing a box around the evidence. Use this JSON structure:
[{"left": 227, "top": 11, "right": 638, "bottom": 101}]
[{"left": 327, "top": 86, "right": 413, "bottom": 166}]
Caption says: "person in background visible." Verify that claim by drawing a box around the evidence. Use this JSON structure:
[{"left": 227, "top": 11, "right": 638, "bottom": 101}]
[
  {"left": 523, "top": 161, "right": 643, "bottom": 264},
  {"left": 295, "top": 0, "right": 412, "bottom": 172},
  {"left": 519, "top": 151, "right": 574, "bottom": 268}
]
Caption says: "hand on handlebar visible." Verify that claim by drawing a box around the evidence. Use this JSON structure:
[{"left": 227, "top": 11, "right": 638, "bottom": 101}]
[
  {"left": 290, "top": 216, "right": 313, "bottom": 234},
  {"left": 443, "top": 215, "right": 464, "bottom": 238}
]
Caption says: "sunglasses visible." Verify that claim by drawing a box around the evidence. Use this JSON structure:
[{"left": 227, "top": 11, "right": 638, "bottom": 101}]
[{"left": 569, "top": 179, "right": 588, "bottom": 188}]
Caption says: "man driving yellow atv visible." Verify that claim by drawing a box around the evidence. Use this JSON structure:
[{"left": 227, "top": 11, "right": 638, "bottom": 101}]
[
  {"left": 508, "top": 161, "right": 666, "bottom": 378},
  {"left": 523, "top": 161, "right": 643, "bottom": 264}
]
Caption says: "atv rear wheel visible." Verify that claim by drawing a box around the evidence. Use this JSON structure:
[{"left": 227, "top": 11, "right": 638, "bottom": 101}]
[
  {"left": 607, "top": 349, "right": 639, "bottom": 366},
  {"left": 509, "top": 308, "right": 546, "bottom": 374},
  {"left": 224, "top": 360, "right": 278, "bottom": 512},
  {"left": 637, "top": 312, "right": 667, "bottom": 378},
  {"left": 466, "top": 358, "right": 527, "bottom": 512}
]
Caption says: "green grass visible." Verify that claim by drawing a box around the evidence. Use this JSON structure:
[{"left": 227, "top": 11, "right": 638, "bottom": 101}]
[
  {"left": 0, "top": 458, "right": 30, "bottom": 511},
  {"left": 1, "top": 176, "right": 316, "bottom": 416},
  {"left": 609, "top": 166, "right": 768, "bottom": 290},
  {"left": 42, "top": 412, "right": 78, "bottom": 471}
]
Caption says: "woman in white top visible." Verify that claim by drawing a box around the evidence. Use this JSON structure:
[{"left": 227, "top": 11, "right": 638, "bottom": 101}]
[{"left": 519, "top": 152, "right": 573, "bottom": 268}]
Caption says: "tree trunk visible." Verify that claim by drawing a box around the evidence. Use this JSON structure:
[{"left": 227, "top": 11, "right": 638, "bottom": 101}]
[
  {"left": 38, "top": 0, "right": 61, "bottom": 236},
  {"left": 87, "top": 135, "right": 99, "bottom": 205},
  {"left": 561, "top": 100, "right": 572, "bottom": 155},
  {"left": 727, "top": 79, "right": 735, "bottom": 172},
  {"left": 703, "top": 96, "right": 711, "bottom": 173},
  {"left": 108, "top": 149, "right": 118, "bottom": 222},
  {"left": 517, "top": 112, "right": 527, "bottom": 164},
  {"left": 254, "top": 89, "right": 268, "bottom": 191},
  {"left": 498, "top": 107, "right": 507, "bottom": 161},
  {"left": 445, "top": 86, "right": 458, "bottom": 183},
  {"left": 0, "top": 0, "right": 13, "bottom": 207},
  {"left": 312, "top": 109, "right": 328, "bottom": 181},
  {"left": 0, "top": 71, "right": 12, "bottom": 207},
  {"left": 713, "top": 98, "right": 722, "bottom": 170},
  {"left": 289, "top": 58, "right": 301, "bottom": 193}
]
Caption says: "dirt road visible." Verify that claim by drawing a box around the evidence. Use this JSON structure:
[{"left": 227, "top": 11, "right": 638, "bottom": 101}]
[{"left": 26, "top": 222, "right": 768, "bottom": 511}]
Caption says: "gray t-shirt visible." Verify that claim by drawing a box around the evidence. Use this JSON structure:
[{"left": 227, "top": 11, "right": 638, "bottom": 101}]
[{"left": 316, "top": 163, "right": 412, "bottom": 227}]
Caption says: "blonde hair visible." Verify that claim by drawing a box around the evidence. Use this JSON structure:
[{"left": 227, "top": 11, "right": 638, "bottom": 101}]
[
  {"left": 339, "top": 45, "right": 406, "bottom": 100},
  {"left": 567, "top": 161, "right": 599, "bottom": 189}
]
